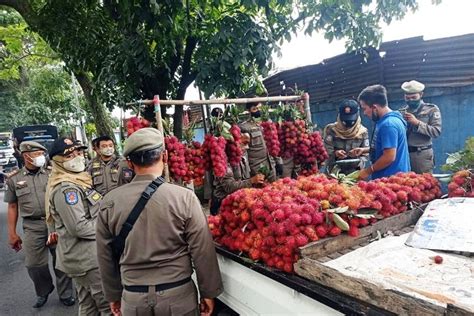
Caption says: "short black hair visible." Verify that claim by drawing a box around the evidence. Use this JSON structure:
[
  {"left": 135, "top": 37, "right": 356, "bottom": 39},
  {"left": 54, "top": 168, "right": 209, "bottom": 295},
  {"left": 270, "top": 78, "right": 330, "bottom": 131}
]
[
  {"left": 128, "top": 148, "right": 163, "bottom": 167},
  {"left": 358, "top": 85, "right": 388, "bottom": 107},
  {"left": 210, "top": 108, "right": 223, "bottom": 117},
  {"left": 246, "top": 102, "right": 259, "bottom": 110},
  {"left": 95, "top": 135, "right": 115, "bottom": 147}
]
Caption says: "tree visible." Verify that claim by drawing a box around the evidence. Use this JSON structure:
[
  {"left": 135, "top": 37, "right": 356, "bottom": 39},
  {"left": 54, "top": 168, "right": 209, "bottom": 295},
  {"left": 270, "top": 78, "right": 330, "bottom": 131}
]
[
  {"left": 0, "top": 6, "right": 115, "bottom": 137},
  {"left": 1, "top": 0, "right": 432, "bottom": 138}
]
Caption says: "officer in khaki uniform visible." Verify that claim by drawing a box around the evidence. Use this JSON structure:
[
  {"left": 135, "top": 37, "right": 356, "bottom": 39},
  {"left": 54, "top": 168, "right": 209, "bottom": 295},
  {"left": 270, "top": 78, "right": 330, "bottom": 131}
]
[
  {"left": 400, "top": 80, "right": 442, "bottom": 174},
  {"left": 88, "top": 135, "right": 134, "bottom": 196},
  {"left": 4, "top": 141, "right": 75, "bottom": 308},
  {"left": 324, "top": 100, "right": 370, "bottom": 174},
  {"left": 211, "top": 133, "right": 265, "bottom": 214},
  {"left": 239, "top": 101, "right": 277, "bottom": 182},
  {"left": 46, "top": 138, "right": 111, "bottom": 315},
  {"left": 96, "top": 128, "right": 223, "bottom": 316}
]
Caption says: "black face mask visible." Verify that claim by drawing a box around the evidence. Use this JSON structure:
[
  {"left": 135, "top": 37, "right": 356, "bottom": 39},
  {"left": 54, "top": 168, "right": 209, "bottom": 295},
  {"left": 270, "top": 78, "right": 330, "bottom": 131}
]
[
  {"left": 343, "top": 120, "right": 356, "bottom": 128},
  {"left": 251, "top": 110, "right": 261, "bottom": 118}
]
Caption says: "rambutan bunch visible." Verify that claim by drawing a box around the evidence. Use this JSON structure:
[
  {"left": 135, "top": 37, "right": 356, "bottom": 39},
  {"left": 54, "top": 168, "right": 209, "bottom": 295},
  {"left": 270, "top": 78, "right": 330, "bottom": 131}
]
[
  {"left": 203, "top": 134, "right": 228, "bottom": 177},
  {"left": 225, "top": 125, "right": 243, "bottom": 167},
  {"left": 183, "top": 141, "right": 207, "bottom": 185},
  {"left": 448, "top": 170, "right": 473, "bottom": 197},
  {"left": 165, "top": 136, "right": 188, "bottom": 181},
  {"left": 261, "top": 120, "right": 280, "bottom": 157}
]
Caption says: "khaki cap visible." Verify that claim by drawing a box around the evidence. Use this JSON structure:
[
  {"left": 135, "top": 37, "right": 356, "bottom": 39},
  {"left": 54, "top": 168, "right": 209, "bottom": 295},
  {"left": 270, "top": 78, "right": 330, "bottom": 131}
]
[
  {"left": 123, "top": 128, "right": 164, "bottom": 157},
  {"left": 19, "top": 141, "right": 47, "bottom": 153},
  {"left": 401, "top": 80, "right": 425, "bottom": 93}
]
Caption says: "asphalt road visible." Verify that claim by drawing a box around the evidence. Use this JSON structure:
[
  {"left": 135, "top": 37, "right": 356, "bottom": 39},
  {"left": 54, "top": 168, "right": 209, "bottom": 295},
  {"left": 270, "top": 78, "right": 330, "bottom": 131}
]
[{"left": 0, "top": 191, "right": 78, "bottom": 316}]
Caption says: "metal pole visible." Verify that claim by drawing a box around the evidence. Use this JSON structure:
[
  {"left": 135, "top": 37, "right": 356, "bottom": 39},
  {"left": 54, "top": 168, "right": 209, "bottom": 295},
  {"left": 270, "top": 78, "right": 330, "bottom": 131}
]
[
  {"left": 153, "top": 95, "right": 170, "bottom": 182},
  {"left": 303, "top": 92, "right": 313, "bottom": 131},
  {"left": 126, "top": 95, "right": 303, "bottom": 106},
  {"left": 198, "top": 89, "right": 207, "bottom": 134}
]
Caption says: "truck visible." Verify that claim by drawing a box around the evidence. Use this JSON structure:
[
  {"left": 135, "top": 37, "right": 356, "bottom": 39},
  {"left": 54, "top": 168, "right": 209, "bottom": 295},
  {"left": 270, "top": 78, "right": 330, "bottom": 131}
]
[
  {"left": 0, "top": 132, "right": 18, "bottom": 189},
  {"left": 12, "top": 124, "right": 59, "bottom": 168}
]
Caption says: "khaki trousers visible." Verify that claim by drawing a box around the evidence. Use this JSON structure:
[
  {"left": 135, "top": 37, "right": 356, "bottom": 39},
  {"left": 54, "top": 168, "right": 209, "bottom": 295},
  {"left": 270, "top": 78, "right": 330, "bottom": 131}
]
[
  {"left": 74, "top": 268, "right": 111, "bottom": 316},
  {"left": 409, "top": 149, "right": 434, "bottom": 174},
  {"left": 121, "top": 280, "right": 199, "bottom": 316},
  {"left": 23, "top": 218, "right": 73, "bottom": 298}
]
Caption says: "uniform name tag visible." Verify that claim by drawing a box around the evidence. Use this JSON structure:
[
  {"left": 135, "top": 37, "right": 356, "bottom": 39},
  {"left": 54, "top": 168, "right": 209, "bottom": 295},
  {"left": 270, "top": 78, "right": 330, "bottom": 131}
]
[{"left": 92, "top": 162, "right": 101, "bottom": 168}]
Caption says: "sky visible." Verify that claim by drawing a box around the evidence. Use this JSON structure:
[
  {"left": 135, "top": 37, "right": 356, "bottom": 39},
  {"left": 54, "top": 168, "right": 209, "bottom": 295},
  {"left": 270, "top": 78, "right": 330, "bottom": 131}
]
[{"left": 117, "top": 0, "right": 474, "bottom": 116}]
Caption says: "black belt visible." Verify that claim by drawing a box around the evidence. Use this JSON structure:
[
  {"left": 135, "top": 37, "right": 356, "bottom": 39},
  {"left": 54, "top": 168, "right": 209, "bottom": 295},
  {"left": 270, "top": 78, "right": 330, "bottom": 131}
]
[
  {"left": 408, "top": 145, "right": 432, "bottom": 153},
  {"left": 24, "top": 216, "right": 46, "bottom": 220},
  {"left": 124, "top": 277, "right": 191, "bottom": 293}
]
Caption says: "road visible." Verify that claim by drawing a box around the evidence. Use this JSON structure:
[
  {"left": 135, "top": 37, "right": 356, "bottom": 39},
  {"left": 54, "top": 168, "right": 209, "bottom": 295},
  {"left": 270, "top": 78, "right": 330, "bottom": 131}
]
[{"left": 0, "top": 191, "right": 78, "bottom": 315}]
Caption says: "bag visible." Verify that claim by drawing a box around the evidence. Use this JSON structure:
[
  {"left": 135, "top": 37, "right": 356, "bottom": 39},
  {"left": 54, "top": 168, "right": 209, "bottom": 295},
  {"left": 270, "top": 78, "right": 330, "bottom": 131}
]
[{"left": 111, "top": 176, "right": 164, "bottom": 262}]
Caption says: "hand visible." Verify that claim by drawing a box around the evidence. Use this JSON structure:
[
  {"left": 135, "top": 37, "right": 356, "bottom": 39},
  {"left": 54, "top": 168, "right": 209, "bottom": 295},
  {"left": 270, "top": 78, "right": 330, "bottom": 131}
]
[
  {"left": 403, "top": 113, "right": 420, "bottom": 126},
  {"left": 250, "top": 174, "right": 265, "bottom": 185},
  {"left": 335, "top": 150, "right": 347, "bottom": 159},
  {"left": 358, "top": 168, "right": 372, "bottom": 180},
  {"left": 348, "top": 148, "right": 365, "bottom": 158},
  {"left": 46, "top": 232, "right": 58, "bottom": 246},
  {"left": 9, "top": 233, "right": 22, "bottom": 252},
  {"left": 110, "top": 301, "right": 121, "bottom": 316},
  {"left": 275, "top": 163, "right": 283, "bottom": 176},
  {"left": 200, "top": 298, "right": 215, "bottom": 316}
]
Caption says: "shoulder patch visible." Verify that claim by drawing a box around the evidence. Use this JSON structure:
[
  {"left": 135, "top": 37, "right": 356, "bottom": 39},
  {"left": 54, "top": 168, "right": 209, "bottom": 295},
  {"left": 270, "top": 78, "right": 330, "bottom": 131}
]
[
  {"left": 433, "top": 111, "right": 441, "bottom": 119},
  {"left": 122, "top": 168, "right": 134, "bottom": 180},
  {"left": 92, "top": 162, "right": 101, "bottom": 168},
  {"left": 325, "top": 135, "right": 333, "bottom": 142},
  {"left": 64, "top": 189, "right": 79, "bottom": 205}
]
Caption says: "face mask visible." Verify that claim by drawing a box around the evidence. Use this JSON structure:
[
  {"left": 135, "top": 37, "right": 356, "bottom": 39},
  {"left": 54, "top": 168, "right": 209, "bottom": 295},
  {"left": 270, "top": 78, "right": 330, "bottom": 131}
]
[
  {"left": 251, "top": 111, "right": 261, "bottom": 118},
  {"left": 407, "top": 99, "right": 421, "bottom": 109},
  {"left": 100, "top": 147, "right": 115, "bottom": 157},
  {"left": 30, "top": 155, "right": 46, "bottom": 168},
  {"left": 343, "top": 120, "right": 356, "bottom": 128},
  {"left": 63, "top": 156, "right": 86, "bottom": 173}
]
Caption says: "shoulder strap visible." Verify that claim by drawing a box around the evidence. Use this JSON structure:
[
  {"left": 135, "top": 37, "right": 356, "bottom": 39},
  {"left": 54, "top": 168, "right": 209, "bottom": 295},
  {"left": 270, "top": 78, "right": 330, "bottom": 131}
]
[{"left": 111, "top": 176, "right": 164, "bottom": 260}]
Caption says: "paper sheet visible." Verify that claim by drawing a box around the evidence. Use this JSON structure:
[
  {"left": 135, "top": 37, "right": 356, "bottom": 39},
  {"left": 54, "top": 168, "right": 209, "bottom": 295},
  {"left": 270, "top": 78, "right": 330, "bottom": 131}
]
[{"left": 324, "top": 234, "right": 474, "bottom": 312}]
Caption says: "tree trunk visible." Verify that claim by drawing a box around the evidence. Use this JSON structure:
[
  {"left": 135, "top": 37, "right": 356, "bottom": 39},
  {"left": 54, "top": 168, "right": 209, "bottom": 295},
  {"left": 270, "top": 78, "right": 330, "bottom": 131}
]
[{"left": 75, "top": 72, "right": 115, "bottom": 138}]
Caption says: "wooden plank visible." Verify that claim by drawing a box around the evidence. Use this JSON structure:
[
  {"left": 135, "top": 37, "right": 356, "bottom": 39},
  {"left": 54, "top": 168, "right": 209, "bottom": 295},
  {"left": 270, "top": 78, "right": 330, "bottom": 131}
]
[
  {"left": 299, "top": 207, "right": 424, "bottom": 259},
  {"left": 294, "top": 258, "right": 447, "bottom": 316}
]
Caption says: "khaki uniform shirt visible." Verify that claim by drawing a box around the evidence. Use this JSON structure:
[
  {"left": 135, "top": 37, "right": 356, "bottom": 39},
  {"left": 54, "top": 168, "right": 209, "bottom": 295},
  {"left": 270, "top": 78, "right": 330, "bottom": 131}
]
[
  {"left": 324, "top": 125, "right": 369, "bottom": 174},
  {"left": 49, "top": 182, "right": 102, "bottom": 276},
  {"left": 239, "top": 119, "right": 276, "bottom": 181},
  {"left": 400, "top": 102, "right": 442, "bottom": 147},
  {"left": 96, "top": 175, "right": 223, "bottom": 302},
  {"left": 87, "top": 155, "right": 134, "bottom": 196},
  {"left": 4, "top": 166, "right": 50, "bottom": 218},
  {"left": 213, "top": 153, "right": 252, "bottom": 200}
]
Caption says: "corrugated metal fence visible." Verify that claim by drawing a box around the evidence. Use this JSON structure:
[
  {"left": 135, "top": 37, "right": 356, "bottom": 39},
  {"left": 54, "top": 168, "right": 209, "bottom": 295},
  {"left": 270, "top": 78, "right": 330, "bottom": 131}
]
[{"left": 264, "top": 34, "right": 474, "bottom": 171}]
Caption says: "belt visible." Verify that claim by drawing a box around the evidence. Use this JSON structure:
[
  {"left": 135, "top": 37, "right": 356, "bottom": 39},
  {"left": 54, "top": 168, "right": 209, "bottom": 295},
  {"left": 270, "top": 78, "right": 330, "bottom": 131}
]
[
  {"left": 24, "top": 216, "right": 46, "bottom": 220},
  {"left": 124, "top": 277, "right": 191, "bottom": 293},
  {"left": 408, "top": 145, "right": 432, "bottom": 153}
]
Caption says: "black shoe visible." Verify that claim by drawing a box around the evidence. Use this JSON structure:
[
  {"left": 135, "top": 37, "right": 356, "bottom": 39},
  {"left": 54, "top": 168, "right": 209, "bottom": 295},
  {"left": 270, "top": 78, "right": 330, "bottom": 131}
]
[
  {"left": 33, "top": 286, "right": 54, "bottom": 308},
  {"left": 60, "top": 296, "right": 76, "bottom": 306}
]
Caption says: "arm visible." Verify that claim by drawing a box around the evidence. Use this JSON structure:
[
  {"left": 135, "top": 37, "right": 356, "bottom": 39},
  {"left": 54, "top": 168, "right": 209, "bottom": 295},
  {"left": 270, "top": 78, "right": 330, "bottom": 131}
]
[
  {"left": 217, "top": 167, "right": 253, "bottom": 195},
  {"left": 96, "top": 203, "right": 123, "bottom": 303},
  {"left": 7, "top": 202, "right": 22, "bottom": 250},
  {"left": 185, "top": 193, "right": 223, "bottom": 307},
  {"left": 54, "top": 188, "right": 96, "bottom": 239},
  {"left": 417, "top": 108, "right": 442, "bottom": 138},
  {"left": 359, "top": 126, "right": 398, "bottom": 180}
]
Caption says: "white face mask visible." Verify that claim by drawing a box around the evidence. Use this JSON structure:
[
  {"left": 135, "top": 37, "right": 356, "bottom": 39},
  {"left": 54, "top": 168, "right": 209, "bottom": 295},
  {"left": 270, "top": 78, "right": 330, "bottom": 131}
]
[
  {"left": 100, "top": 147, "right": 115, "bottom": 157},
  {"left": 63, "top": 156, "right": 86, "bottom": 173},
  {"left": 30, "top": 155, "right": 46, "bottom": 168}
]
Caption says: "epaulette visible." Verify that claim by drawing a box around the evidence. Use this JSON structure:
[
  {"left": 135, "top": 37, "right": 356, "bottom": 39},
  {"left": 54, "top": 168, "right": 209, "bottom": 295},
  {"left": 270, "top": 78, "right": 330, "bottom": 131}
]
[{"left": 6, "top": 169, "right": 20, "bottom": 178}]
